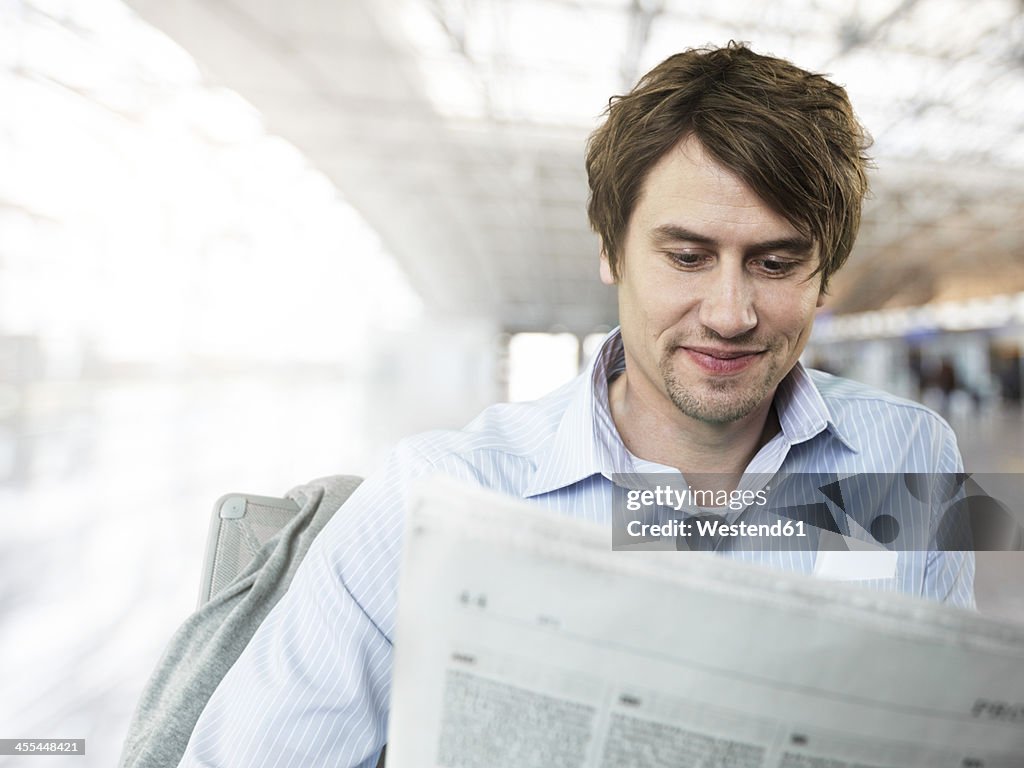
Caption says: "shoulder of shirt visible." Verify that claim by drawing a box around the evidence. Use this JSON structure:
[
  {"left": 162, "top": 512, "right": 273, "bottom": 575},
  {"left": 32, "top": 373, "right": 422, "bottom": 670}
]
[
  {"left": 805, "top": 367, "right": 957, "bottom": 442},
  {"left": 392, "top": 374, "right": 582, "bottom": 469}
]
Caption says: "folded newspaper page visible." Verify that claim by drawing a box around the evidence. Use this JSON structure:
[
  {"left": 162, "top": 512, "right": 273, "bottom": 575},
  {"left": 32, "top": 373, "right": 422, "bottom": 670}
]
[{"left": 388, "top": 476, "right": 1024, "bottom": 768}]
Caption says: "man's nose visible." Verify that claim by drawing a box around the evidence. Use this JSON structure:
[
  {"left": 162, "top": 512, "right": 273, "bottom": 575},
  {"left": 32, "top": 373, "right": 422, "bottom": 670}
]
[{"left": 697, "top": 266, "right": 757, "bottom": 339}]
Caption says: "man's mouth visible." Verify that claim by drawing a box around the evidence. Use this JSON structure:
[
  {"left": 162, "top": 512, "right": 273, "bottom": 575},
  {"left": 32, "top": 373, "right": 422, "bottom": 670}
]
[
  {"left": 686, "top": 346, "right": 765, "bottom": 359},
  {"left": 681, "top": 346, "right": 766, "bottom": 374}
]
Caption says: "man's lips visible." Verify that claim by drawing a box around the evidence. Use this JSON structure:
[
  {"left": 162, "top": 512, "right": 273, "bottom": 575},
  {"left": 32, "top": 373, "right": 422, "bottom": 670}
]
[
  {"left": 684, "top": 346, "right": 765, "bottom": 359},
  {"left": 680, "top": 345, "right": 766, "bottom": 373}
]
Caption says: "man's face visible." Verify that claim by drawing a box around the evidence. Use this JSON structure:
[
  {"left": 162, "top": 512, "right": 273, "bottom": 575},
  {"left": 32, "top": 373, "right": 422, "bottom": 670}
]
[{"left": 601, "top": 135, "right": 826, "bottom": 426}]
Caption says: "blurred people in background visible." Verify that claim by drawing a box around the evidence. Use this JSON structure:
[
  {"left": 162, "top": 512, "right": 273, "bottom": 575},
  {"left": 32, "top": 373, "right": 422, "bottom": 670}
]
[
  {"left": 991, "top": 342, "right": 1023, "bottom": 405},
  {"left": 936, "top": 356, "right": 959, "bottom": 413}
]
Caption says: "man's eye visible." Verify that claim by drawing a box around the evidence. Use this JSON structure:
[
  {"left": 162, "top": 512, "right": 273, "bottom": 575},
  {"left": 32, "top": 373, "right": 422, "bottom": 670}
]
[
  {"left": 668, "top": 252, "right": 708, "bottom": 267},
  {"left": 754, "top": 258, "right": 796, "bottom": 275}
]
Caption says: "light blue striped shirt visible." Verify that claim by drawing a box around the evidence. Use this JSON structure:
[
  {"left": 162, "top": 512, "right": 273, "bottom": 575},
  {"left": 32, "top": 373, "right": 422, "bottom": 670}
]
[{"left": 179, "top": 329, "right": 974, "bottom": 767}]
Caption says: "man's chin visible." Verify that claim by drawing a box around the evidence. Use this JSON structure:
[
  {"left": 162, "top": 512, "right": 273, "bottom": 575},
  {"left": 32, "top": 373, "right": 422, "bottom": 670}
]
[
  {"left": 672, "top": 399, "right": 761, "bottom": 425},
  {"left": 664, "top": 377, "right": 773, "bottom": 425}
]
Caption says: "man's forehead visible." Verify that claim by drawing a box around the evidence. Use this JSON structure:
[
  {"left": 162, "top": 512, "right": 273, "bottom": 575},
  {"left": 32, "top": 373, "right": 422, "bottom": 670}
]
[
  {"left": 631, "top": 167, "right": 819, "bottom": 259},
  {"left": 634, "top": 136, "right": 810, "bottom": 233}
]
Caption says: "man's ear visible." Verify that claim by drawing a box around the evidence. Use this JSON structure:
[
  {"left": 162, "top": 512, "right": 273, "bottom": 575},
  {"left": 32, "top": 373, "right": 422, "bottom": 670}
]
[{"left": 599, "top": 245, "right": 616, "bottom": 286}]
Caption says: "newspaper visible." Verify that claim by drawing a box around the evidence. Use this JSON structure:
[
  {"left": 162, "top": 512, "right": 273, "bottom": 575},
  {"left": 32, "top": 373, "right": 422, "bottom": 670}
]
[{"left": 387, "top": 476, "right": 1024, "bottom": 768}]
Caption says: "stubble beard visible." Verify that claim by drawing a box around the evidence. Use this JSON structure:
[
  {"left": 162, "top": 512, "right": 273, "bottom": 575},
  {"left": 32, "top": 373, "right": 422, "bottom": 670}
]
[{"left": 657, "top": 341, "right": 783, "bottom": 425}]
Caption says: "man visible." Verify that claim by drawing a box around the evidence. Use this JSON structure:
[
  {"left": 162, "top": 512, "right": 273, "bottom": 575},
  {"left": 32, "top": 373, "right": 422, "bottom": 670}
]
[{"left": 178, "top": 43, "right": 972, "bottom": 767}]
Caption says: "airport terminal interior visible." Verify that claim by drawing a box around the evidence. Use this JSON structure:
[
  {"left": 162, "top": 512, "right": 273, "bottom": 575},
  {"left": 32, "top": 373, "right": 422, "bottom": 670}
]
[{"left": 2, "top": 0, "right": 1024, "bottom": 765}]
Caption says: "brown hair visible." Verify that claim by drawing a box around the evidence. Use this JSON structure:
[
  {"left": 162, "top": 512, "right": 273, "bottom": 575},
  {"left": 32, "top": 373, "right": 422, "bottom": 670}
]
[{"left": 586, "top": 42, "right": 871, "bottom": 291}]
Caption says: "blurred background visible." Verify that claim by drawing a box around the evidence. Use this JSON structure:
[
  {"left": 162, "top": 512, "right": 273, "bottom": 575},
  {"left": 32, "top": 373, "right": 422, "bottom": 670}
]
[{"left": 2, "top": 0, "right": 1023, "bottom": 764}]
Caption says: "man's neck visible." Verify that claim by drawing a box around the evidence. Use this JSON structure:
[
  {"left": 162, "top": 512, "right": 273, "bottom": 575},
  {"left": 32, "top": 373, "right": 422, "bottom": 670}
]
[{"left": 606, "top": 370, "right": 781, "bottom": 487}]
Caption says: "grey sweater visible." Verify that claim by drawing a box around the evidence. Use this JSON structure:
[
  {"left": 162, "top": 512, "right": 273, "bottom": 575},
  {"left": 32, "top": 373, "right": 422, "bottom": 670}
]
[{"left": 118, "top": 475, "right": 363, "bottom": 768}]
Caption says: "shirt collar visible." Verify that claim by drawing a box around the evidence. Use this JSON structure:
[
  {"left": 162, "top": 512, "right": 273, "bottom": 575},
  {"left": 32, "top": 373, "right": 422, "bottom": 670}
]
[
  {"left": 774, "top": 361, "right": 859, "bottom": 452},
  {"left": 522, "top": 328, "right": 856, "bottom": 498}
]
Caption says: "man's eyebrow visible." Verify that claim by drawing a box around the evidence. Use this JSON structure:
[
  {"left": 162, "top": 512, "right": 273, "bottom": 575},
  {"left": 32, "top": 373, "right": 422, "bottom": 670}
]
[
  {"left": 650, "top": 224, "right": 814, "bottom": 257},
  {"left": 751, "top": 236, "right": 815, "bottom": 257},
  {"left": 651, "top": 225, "right": 717, "bottom": 246}
]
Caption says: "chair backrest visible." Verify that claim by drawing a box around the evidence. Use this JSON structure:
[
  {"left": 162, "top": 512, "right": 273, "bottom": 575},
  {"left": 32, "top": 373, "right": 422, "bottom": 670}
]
[{"left": 198, "top": 492, "right": 302, "bottom": 607}]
